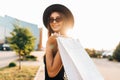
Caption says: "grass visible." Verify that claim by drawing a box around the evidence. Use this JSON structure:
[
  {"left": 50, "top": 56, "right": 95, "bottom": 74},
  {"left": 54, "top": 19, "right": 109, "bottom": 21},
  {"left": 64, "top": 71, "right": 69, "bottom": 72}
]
[{"left": 0, "top": 66, "right": 39, "bottom": 80}]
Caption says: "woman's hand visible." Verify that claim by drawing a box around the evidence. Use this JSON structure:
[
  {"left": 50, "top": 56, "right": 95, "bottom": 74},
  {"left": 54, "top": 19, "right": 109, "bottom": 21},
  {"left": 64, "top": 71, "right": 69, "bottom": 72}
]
[
  {"left": 48, "top": 36, "right": 57, "bottom": 47},
  {"left": 47, "top": 33, "right": 59, "bottom": 56}
]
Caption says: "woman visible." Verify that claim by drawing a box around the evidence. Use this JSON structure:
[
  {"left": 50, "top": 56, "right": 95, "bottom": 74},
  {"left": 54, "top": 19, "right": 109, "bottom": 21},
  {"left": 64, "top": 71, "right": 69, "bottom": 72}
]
[{"left": 43, "top": 4, "right": 74, "bottom": 80}]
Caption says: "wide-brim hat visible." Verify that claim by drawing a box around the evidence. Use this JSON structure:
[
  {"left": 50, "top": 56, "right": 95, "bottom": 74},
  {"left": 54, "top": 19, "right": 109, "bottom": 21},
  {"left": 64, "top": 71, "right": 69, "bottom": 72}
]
[{"left": 43, "top": 4, "right": 74, "bottom": 29}]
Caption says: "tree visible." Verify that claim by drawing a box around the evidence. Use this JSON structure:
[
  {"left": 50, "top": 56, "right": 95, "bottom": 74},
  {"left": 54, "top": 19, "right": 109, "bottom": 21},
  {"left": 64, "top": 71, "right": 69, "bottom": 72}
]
[
  {"left": 113, "top": 42, "right": 120, "bottom": 62},
  {"left": 8, "top": 24, "right": 36, "bottom": 69},
  {"left": 85, "top": 48, "right": 97, "bottom": 57}
]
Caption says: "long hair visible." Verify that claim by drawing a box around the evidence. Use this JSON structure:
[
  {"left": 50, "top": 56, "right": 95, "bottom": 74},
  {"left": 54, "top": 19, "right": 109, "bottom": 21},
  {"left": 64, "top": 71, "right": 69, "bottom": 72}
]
[{"left": 47, "top": 23, "right": 54, "bottom": 37}]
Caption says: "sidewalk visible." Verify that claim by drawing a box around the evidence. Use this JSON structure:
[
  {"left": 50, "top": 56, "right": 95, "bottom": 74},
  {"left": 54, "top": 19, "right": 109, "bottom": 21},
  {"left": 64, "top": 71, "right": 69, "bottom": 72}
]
[
  {"left": 34, "top": 56, "right": 45, "bottom": 80},
  {"left": 32, "top": 51, "right": 45, "bottom": 80}
]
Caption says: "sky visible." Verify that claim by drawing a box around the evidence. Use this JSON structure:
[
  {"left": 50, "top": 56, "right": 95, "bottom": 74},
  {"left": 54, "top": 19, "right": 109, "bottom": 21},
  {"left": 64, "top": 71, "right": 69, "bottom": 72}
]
[{"left": 0, "top": 0, "right": 120, "bottom": 50}]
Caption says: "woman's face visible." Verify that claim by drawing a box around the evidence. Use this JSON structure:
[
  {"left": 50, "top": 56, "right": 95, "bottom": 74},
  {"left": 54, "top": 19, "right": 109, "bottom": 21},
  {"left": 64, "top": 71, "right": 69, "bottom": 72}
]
[{"left": 49, "top": 12, "right": 64, "bottom": 33}]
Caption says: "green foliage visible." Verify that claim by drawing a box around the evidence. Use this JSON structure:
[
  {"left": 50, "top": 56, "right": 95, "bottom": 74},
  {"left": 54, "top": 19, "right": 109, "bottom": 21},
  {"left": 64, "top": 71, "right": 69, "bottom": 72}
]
[
  {"left": 85, "top": 48, "right": 102, "bottom": 58},
  {"left": 7, "top": 24, "right": 36, "bottom": 69},
  {"left": 9, "top": 62, "right": 16, "bottom": 67},
  {"left": 108, "top": 56, "right": 113, "bottom": 61},
  {"left": 26, "top": 55, "right": 36, "bottom": 59},
  {"left": 85, "top": 48, "right": 97, "bottom": 57},
  {"left": 25, "top": 55, "right": 37, "bottom": 61},
  {"left": 8, "top": 24, "right": 36, "bottom": 57},
  {"left": 113, "top": 42, "right": 120, "bottom": 61}
]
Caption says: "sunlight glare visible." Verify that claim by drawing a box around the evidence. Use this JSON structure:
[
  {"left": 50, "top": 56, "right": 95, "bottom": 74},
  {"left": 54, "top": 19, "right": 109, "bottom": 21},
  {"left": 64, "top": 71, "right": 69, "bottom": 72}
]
[{"left": 66, "top": 29, "right": 74, "bottom": 37}]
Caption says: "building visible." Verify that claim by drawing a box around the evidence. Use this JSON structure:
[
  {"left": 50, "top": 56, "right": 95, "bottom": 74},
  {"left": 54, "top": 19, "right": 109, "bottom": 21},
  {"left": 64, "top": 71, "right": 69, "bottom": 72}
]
[{"left": 0, "top": 15, "right": 41, "bottom": 50}]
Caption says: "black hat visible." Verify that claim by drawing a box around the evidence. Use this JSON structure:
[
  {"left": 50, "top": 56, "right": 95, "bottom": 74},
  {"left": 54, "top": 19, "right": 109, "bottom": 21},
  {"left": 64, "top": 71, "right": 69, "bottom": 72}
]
[{"left": 43, "top": 4, "right": 74, "bottom": 29}]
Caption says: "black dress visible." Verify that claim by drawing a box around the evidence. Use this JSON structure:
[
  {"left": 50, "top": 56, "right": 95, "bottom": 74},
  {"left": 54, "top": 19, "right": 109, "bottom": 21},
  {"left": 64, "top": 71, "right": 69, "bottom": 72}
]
[{"left": 44, "top": 55, "right": 64, "bottom": 80}]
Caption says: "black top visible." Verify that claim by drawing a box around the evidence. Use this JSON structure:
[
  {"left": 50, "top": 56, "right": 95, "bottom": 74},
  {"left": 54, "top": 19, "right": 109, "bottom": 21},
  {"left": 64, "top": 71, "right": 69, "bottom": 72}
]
[{"left": 44, "top": 55, "right": 64, "bottom": 80}]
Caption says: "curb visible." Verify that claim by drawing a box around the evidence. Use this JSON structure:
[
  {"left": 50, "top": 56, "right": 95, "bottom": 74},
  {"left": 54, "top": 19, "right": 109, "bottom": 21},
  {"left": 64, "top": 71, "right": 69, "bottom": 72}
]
[{"left": 34, "top": 66, "right": 41, "bottom": 80}]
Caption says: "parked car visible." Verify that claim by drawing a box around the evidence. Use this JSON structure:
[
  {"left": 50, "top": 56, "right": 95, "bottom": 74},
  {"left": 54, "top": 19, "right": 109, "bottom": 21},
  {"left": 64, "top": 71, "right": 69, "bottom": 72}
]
[
  {"left": 102, "top": 51, "right": 113, "bottom": 58},
  {"left": 0, "top": 43, "right": 12, "bottom": 51}
]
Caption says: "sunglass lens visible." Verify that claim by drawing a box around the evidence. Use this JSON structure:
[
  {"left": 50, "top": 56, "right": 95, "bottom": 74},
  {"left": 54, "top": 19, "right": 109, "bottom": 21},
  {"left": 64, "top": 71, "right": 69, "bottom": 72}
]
[
  {"left": 56, "top": 17, "right": 62, "bottom": 22},
  {"left": 49, "top": 19, "right": 54, "bottom": 23},
  {"left": 49, "top": 17, "right": 62, "bottom": 23}
]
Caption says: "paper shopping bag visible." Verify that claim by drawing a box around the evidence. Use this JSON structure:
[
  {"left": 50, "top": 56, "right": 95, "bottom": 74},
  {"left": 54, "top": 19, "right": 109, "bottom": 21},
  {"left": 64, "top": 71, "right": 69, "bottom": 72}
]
[{"left": 57, "top": 37, "right": 104, "bottom": 80}]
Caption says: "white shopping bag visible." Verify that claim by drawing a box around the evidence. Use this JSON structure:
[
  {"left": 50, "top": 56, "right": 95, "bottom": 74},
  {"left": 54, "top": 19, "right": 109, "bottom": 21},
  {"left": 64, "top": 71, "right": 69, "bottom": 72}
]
[{"left": 57, "top": 37, "right": 104, "bottom": 80}]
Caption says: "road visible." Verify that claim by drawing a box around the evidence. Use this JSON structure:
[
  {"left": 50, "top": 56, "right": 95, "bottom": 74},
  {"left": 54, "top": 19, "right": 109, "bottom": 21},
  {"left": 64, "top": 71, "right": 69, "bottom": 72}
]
[
  {"left": 93, "top": 58, "right": 120, "bottom": 80},
  {"left": 0, "top": 51, "right": 18, "bottom": 68},
  {"left": 0, "top": 51, "right": 45, "bottom": 68}
]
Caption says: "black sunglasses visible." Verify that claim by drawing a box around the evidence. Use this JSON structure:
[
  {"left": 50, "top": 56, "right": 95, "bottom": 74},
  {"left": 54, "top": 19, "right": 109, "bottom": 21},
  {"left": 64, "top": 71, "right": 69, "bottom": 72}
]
[{"left": 49, "top": 17, "right": 63, "bottom": 23}]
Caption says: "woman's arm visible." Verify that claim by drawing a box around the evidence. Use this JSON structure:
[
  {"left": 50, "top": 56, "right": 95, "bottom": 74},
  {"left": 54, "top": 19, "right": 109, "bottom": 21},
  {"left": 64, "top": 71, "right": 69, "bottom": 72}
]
[{"left": 45, "top": 36, "right": 63, "bottom": 77}]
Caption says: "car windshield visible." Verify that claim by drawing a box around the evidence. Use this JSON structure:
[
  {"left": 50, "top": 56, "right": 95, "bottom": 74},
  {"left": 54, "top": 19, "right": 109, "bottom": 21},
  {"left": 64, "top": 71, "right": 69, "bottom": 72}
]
[{"left": 3, "top": 44, "right": 10, "bottom": 47}]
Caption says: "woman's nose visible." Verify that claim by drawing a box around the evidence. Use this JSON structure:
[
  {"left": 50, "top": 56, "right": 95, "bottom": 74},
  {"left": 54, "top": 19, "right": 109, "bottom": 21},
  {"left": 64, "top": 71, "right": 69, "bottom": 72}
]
[{"left": 53, "top": 20, "right": 57, "bottom": 23}]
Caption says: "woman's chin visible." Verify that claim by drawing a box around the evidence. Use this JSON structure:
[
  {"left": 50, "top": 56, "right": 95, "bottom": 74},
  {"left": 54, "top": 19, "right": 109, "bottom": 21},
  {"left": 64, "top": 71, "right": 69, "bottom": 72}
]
[{"left": 53, "top": 29, "right": 60, "bottom": 33}]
